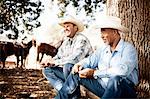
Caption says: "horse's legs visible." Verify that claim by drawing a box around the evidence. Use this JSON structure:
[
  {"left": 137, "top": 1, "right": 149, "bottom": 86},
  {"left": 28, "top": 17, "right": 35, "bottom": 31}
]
[
  {"left": 16, "top": 55, "right": 19, "bottom": 68},
  {"left": 2, "top": 60, "right": 5, "bottom": 69},
  {"left": 23, "top": 59, "right": 26, "bottom": 69},
  {"left": 39, "top": 53, "right": 44, "bottom": 62},
  {"left": 37, "top": 52, "right": 39, "bottom": 61},
  {"left": 2, "top": 57, "right": 7, "bottom": 69},
  {"left": 21, "top": 55, "right": 24, "bottom": 68},
  {"left": 20, "top": 48, "right": 26, "bottom": 69}
]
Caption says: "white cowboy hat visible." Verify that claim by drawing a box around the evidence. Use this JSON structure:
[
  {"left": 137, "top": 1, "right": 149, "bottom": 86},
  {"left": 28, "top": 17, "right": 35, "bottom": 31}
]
[
  {"left": 59, "top": 15, "right": 84, "bottom": 32},
  {"left": 96, "top": 16, "right": 129, "bottom": 33}
]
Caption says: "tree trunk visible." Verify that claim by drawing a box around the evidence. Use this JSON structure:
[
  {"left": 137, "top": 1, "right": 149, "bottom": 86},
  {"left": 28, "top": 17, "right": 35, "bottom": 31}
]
[{"left": 107, "top": 0, "right": 150, "bottom": 82}]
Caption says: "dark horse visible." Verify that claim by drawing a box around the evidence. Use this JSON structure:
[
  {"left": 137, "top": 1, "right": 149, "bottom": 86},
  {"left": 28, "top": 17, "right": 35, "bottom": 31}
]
[
  {"left": 0, "top": 40, "right": 33, "bottom": 68},
  {"left": 37, "top": 43, "right": 58, "bottom": 62}
]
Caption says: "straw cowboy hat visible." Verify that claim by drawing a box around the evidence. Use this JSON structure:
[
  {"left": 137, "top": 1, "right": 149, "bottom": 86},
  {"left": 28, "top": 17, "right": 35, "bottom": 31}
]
[
  {"left": 96, "top": 15, "right": 129, "bottom": 33},
  {"left": 59, "top": 15, "right": 84, "bottom": 32}
]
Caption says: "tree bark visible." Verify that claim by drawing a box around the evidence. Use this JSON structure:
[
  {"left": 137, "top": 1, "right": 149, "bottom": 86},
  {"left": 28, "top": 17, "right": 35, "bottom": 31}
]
[{"left": 106, "top": 0, "right": 150, "bottom": 81}]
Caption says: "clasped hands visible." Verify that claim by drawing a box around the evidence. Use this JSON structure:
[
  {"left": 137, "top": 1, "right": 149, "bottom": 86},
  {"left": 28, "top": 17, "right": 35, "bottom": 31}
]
[{"left": 72, "top": 63, "right": 95, "bottom": 78}]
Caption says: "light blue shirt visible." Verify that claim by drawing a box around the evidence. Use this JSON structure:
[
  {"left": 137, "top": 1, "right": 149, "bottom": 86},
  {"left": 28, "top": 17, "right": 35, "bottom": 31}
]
[{"left": 81, "top": 39, "right": 138, "bottom": 86}]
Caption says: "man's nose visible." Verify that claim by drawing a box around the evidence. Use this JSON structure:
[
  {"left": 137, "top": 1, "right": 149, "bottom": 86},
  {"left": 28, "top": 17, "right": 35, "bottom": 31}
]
[{"left": 101, "top": 35, "right": 104, "bottom": 39}]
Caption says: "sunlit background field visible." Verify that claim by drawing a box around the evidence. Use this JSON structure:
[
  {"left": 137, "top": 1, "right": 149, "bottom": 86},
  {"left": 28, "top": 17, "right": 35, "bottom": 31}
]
[{"left": 1, "top": 0, "right": 106, "bottom": 69}]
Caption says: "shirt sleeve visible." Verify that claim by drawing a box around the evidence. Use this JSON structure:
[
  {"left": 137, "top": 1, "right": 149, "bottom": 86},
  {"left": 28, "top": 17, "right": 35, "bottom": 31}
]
[
  {"left": 94, "top": 43, "right": 138, "bottom": 78},
  {"left": 79, "top": 49, "right": 101, "bottom": 69}
]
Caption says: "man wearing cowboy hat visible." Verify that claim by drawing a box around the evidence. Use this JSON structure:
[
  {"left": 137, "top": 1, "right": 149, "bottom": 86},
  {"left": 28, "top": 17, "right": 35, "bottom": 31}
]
[
  {"left": 41, "top": 15, "right": 93, "bottom": 92},
  {"left": 55, "top": 16, "right": 138, "bottom": 99}
]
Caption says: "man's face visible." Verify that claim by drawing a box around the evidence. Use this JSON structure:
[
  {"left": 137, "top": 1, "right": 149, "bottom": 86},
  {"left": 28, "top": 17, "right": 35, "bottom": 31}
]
[
  {"left": 63, "top": 22, "right": 78, "bottom": 38},
  {"left": 101, "top": 28, "right": 116, "bottom": 45}
]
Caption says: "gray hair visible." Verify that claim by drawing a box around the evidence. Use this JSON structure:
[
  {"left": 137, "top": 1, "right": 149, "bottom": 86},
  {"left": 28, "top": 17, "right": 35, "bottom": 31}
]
[{"left": 119, "top": 31, "right": 125, "bottom": 39}]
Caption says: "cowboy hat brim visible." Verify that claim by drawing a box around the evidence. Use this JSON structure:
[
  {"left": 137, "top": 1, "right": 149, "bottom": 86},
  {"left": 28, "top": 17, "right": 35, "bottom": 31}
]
[
  {"left": 96, "top": 16, "right": 129, "bottom": 33},
  {"left": 98, "top": 23, "right": 129, "bottom": 33},
  {"left": 59, "top": 16, "right": 84, "bottom": 32}
]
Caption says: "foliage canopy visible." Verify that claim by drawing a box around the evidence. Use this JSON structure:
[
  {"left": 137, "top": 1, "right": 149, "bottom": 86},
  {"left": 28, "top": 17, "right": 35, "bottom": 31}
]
[
  {"left": 0, "top": 0, "right": 43, "bottom": 39},
  {"left": 55, "top": 0, "right": 106, "bottom": 17}
]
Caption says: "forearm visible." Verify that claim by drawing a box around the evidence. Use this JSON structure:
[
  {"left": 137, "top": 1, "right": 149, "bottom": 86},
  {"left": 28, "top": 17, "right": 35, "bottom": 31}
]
[{"left": 93, "top": 65, "right": 131, "bottom": 78}]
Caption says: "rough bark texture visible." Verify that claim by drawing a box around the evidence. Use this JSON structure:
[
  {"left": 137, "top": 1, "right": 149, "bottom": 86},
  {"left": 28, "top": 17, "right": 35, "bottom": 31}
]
[
  {"left": 107, "top": 0, "right": 150, "bottom": 82},
  {"left": 107, "top": 0, "right": 150, "bottom": 97}
]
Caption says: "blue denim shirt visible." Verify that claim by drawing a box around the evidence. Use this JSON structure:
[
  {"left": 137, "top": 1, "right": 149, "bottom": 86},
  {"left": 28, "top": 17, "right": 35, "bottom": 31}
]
[{"left": 80, "top": 39, "right": 138, "bottom": 85}]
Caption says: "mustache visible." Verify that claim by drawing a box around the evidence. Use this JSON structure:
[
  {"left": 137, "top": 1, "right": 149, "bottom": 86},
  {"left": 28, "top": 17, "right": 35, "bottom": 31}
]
[{"left": 64, "top": 29, "right": 70, "bottom": 32}]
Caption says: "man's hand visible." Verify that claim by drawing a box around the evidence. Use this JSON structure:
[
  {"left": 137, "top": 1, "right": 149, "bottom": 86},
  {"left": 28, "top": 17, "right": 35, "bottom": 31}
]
[
  {"left": 40, "top": 56, "right": 55, "bottom": 68},
  {"left": 78, "top": 68, "right": 95, "bottom": 78},
  {"left": 71, "top": 63, "right": 83, "bottom": 74}
]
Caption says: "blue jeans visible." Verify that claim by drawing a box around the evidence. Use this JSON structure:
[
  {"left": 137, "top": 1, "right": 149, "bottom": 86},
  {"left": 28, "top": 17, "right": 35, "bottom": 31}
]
[
  {"left": 43, "top": 63, "right": 74, "bottom": 91},
  {"left": 55, "top": 74, "right": 137, "bottom": 99}
]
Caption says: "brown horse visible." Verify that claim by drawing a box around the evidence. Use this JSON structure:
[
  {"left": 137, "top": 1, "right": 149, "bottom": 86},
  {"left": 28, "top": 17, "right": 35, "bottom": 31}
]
[
  {"left": 0, "top": 42, "right": 15, "bottom": 68},
  {"left": 37, "top": 43, "right": 58, "bottom": 62},
  {"left": 0, "top": 40, "right": 33, "bottom": 68}
]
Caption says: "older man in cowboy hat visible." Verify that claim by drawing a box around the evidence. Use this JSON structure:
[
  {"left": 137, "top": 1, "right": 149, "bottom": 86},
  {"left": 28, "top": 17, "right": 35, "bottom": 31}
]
[
  {"left": 55, "top": 16, "right": 138, "bottom": 99},
  {"left": 41, "top": 15, "right": 93, "bottom": 92}
]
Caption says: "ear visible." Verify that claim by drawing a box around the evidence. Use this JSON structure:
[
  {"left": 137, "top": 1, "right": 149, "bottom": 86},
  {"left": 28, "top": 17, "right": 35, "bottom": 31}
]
[
  {"left": 115, "top": 30, "right": 120, "bottom": 36},
  {"left": 113, "top": 30, "right": 120, "bottom": 39},
  {"left": 74, "top": 25, "right": 78, "bottom": 32}
]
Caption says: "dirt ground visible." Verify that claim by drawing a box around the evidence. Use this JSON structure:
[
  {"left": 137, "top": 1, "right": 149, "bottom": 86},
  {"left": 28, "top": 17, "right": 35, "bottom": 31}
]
[
  {"left": 2, "top": 62, "right": 148, "bottom": 98},
  {"left": 0, "top": 63, "right": 56, "bottom": 99},
  {"left": 0, "top": 62, "right": 99, "bottom": 99}
]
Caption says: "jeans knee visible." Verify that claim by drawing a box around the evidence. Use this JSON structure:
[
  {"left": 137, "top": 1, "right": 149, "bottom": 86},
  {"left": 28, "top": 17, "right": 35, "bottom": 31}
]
[
  {"left": 42, "top": 67, "right": 53, "bottom": 76},
  {"left": 63, "top": 63, "right": 74, "bottom": 78},
  {"left": 107, "top": 76, "right": 122, "bottom": 88},
  {"left": 64, "top": 63, "right": 74, "bottom": 70}
]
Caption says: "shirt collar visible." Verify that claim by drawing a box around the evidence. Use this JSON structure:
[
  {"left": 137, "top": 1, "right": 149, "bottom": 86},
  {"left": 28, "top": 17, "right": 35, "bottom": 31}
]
[
  {"left": 66, "top": 33, "right": 80, "bottom": 41},
  {"left": 114, "top": 39, "right": 124, "bottom": 52},
  {"left": 105, "top": 39, "right": 124, "bottom": 53}
]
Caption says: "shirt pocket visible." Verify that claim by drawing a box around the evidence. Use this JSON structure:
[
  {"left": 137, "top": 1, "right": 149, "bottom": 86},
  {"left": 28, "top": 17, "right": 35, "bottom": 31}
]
[{"left": 110, "top": 52, "right": 122, "bottom": 67}]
